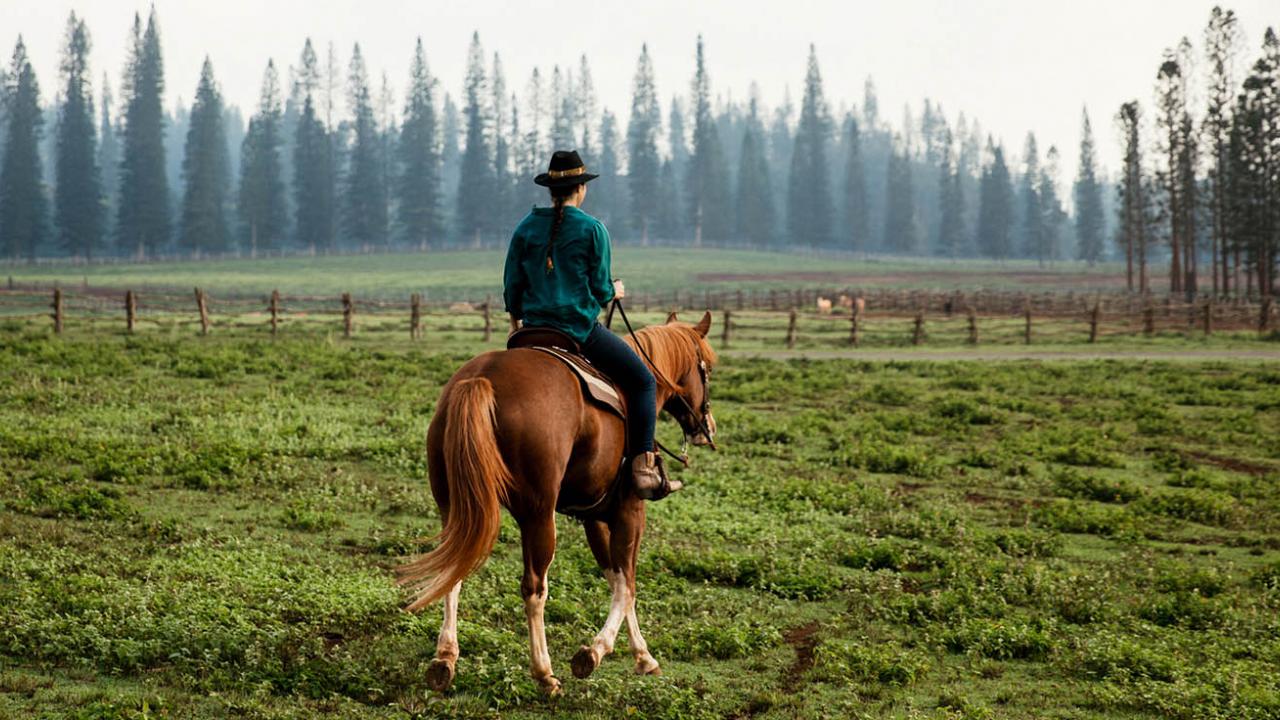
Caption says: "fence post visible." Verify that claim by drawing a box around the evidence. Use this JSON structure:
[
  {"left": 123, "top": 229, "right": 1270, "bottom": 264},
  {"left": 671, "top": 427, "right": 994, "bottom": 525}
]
[
  {"left": 482, "top": 295, "right": 493, "bottom": 343},
  {"left": 721, "top": 309, "right": 732, "bottom": 348},
  {"left": 194, "top": 287, "right": 210, "bottom": 335},
  {"left": 51, "top": 288, "right": 63, "bottom": 334},
  {"left": 769, "top": 289, "right": 778, "bottom": 312},
  {"left": 1089, "top": 302, "right": 1100, "bottom": 343},
  {"left": 849, "top": 297, "right": 863, "bottom": 347},
  {"left": 6, "top": 276, "right": 12, "bottom": 290},
  {"left": 1023, "top": 302, "right": 1033, "bottom": 345},
  {"left": 1261, "top": 297, "right": 1273, "bottom": 334},
  {"left": 270, "top": 290, "right": 281, "bottom": 335},
  {"left": 966, "top": 307, "right": 978, "bottom": 345},
  {"left": 342, "top": 292, "right": 353, "bottom": 337},
  {"left": 125, "top": 290, "right": 137, "bottom": 333},
  {"left": 912, "top": 312, "right": 925, "bottom": 346},
  {"left": 736, "top": 289, "right": 744, "bottom": 311},
  {"left": 1142, "top": 301, "right": 1154, "bottom": 337},
  {"left": 410, "top": 293, "right": 422, "bottom": 340},
  {"left": 785, "top": 309, "right": 797, "bottom": 349},
  {"left": 1202, "top": 299, "right": 1213, "bottom": 336}
]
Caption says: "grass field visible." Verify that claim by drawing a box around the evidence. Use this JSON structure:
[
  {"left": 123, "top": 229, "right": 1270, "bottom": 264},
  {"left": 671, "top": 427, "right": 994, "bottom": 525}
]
[
  {"left": 3, "top": 249, "right": 1136, "bottom": 300},
  {"left": 2, "top": 323, "right": 1278, "bottom": 719}
]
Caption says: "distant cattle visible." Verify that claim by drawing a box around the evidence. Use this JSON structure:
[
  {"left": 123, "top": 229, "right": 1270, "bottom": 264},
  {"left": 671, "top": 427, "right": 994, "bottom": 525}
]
[{"left": 816, "top": 297, "right": 833, "bottom": 314}]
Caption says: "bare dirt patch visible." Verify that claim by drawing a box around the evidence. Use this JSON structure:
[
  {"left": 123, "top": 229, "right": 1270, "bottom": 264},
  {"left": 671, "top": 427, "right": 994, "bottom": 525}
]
[{"left": 781, "top": 621, "right": 821, "bottom": 693}]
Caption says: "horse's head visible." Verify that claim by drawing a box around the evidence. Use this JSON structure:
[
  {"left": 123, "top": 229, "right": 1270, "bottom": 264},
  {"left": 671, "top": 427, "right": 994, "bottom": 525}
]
[{"left": 658, "top": 311, "right": 718, "bottom": 450}]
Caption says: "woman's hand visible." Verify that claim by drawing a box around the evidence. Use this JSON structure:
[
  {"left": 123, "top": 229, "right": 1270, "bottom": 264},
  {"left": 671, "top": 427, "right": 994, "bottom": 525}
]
[{"left": 612, "top": 279, "right": 626, "bottom": 299}]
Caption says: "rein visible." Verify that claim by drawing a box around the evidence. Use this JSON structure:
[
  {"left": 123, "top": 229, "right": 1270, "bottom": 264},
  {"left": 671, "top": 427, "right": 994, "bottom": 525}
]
[{"left": 611, "top": 299, "right": 717, "bottom": 467}]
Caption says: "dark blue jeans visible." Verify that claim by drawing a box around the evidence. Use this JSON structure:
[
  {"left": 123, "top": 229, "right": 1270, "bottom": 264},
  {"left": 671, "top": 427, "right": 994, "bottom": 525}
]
[{"left": 581, "top": 323, "right": 656, "bottom": 455}]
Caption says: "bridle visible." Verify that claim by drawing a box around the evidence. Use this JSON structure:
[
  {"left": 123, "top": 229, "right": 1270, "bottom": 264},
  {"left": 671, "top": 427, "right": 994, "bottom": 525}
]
[{"left": 612, "top": 299, "right": 717, "bottom": 467}]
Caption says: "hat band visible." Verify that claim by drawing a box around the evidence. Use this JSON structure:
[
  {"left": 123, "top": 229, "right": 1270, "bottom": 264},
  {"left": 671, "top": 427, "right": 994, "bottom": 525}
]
[{"left": 547, "top": 166, "right": 586, "bottom": 179}]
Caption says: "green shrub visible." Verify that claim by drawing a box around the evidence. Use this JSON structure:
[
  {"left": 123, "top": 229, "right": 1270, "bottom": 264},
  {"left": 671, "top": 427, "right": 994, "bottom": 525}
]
[
  {"left": 812, "top": 639, "right": 930, "bottom": 685},
  {"left": 1133, "top": 488, "right": 1237, "bottom": 527},
  {"left": 942, "top": 618, "right": 1056, "bottom": 660},
  {"left": 1052, "top": 467, "right": 1143, "bottom": 503},
  {"left": 1138, "top": 591, "right": 1226, "bottom": 630}
]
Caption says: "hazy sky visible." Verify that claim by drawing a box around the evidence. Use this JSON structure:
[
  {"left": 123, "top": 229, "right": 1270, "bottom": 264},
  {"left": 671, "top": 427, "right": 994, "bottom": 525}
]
[{"left": 10, "top": 0, "right": 1279, "bottom": 183}]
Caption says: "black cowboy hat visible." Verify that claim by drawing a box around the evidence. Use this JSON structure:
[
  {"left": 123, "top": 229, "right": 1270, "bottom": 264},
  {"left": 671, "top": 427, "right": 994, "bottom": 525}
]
[{"left": 534, "top": 149, "right": 599, "bottom": 187}]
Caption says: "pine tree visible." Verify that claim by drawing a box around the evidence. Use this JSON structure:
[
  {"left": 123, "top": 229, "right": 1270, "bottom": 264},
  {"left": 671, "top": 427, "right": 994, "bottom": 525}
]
[
  {"left": 342, "top": 44, "right": 388, "bottom": 250},
  {"left": 98, "top": 74, "right": 120, "bottom": 233},
  {"left": 595, "top": 109, "right": 622, "bottom": 228},
  {"left": 1230, "top": 29, "right": 1278, "bottom": 298},
  {"left": 667, "top": 95, "right": 689, "bottom": 239},
  {"left": 687, "top": 35, "right": 730, "bottom": 245},
  {"left": 576, "top": 55, "right": 596, "bottom": 161},
  {"left": 883, "top": 136, "right": 920, "bottom": 253},
  {"left": 54, "top": 13, "right": 102, "bottom": 258},
  {"left": 238, "top": 60, "right": 286, "bottom": 254},
  {"left": 1204, "top": 7, "right": 1242, "bottom": 294},
  {"left": 936, "top": 125, "right": 964, "bottom": 256},
  {"left": 1039, "top": 146, "right": 1066, "bottom": 264},
  {"left": 735, "top": 88, "right": 774, "bottom": 248},
  {"left": 1074, "top": 108, "right": 1106, "bottom": 265},
  {"left": 975, "top": 138, "right": 1014, "bottom": 259},
  {"left": 440, "top": 92, "right": 460, "bottom": 234},
  {"left": 787, "top": 44, "right": 834, "bottom": 247},
  {"left": 456, "top": 32, "right": 491, "bottom": 246},
  {"left": 292, "top": 39, "right": 334, "bottom": 253},
  {"left": 768, "top": 90, "right": 794, "bottom": 218},
  {"left": 0, "top": 36, "right": 48, "bottom": 259},
  {"left": 840, "top": 113, "right": 868, "bottom": 253},
  {"left": 1155, "top": 48, "right": 1191, "bottom": 294},
  {"left": 116, "top": 9, "right": 170, "bottom": 257},
  {"left": 550, "top": 65, "right": 575, "bottom": 150},
  {"left": 490, "top": 52, "right": 511, "bottom": 232},
  {"left": 179, "top": 58, "right": 230, "bottom": 255},
  {"left": 1116, "top": 101, "right": 1149, "bottom": 292},
  {"left": 627, "top": 44, "right": 661, "bottom": 244},
  {"left": 1019, "top": 133, "right": 1045, "bottom": 262},
  {"left": 397, "top": 38, "right": 442, "bottom": 249}
]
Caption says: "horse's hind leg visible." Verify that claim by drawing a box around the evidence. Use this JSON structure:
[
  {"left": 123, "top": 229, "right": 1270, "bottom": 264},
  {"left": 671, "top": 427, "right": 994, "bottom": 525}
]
[
  {"left": 616, "top": 500, "right": 661, "bottom": 675},
  {"left": 426, "top": 582, "right": 461, "bottom": 691},
  {"left": 572, "top": 520, "right": 627, "bottom": 679},
  {"left": 520, "top": 511, "right": 561, "bottom": 695}
]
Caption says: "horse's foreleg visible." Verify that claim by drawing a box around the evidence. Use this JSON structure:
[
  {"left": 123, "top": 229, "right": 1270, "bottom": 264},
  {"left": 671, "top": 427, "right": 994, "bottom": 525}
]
[
  {"left": 520, "top": 513, "right": 560, "bottom": 695},
  {"left": 426, "top": 582, "right": 461, "bottom": 691}
]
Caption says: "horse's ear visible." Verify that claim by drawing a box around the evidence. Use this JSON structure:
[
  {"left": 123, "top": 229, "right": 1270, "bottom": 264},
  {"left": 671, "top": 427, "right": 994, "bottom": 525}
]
[
  {"left": 665, "top": 311, "right": 679, "bottom": 324},
  {"left": 695, "top": 311, "right": 712, "bottom": 338}
]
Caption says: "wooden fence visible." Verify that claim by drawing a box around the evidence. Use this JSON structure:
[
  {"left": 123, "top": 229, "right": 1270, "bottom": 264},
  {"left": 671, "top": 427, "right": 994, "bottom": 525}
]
[{"left": 1, "top": 282, "right": 1275, "bottom": 347}]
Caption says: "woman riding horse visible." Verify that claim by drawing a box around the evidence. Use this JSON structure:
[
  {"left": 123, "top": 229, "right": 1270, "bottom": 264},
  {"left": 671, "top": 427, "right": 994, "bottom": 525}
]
[
  {"left": 398, "top": 150, "right": 718, "bottom": 695},
  {"left": 503, "top": 149, "right": 676, "bottom": 500}
]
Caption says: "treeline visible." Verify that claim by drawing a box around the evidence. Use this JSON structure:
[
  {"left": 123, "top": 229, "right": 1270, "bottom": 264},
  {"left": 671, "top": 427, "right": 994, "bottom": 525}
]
[
  {"left": 1115, "top": 7, "right": 1278, "bottom": 298},
  {"left": 0, "top": 7, "right": 1212, "bottom": 271}
]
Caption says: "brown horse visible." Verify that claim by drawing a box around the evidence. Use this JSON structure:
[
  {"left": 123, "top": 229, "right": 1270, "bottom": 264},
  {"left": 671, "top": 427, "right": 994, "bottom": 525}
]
[{"left": 398, "top": 311, "right": 718, "bottom": 694}]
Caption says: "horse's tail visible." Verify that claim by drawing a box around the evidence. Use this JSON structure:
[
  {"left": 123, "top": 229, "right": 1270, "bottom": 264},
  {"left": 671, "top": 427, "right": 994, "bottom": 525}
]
[{"left": 399, "top": 377, "right": 512, "bottom": 612}]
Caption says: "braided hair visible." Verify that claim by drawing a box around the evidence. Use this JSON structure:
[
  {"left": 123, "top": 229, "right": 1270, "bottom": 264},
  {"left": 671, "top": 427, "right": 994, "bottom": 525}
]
[{"left": 545, "top": 183, "right": 582, "bottom": 273}]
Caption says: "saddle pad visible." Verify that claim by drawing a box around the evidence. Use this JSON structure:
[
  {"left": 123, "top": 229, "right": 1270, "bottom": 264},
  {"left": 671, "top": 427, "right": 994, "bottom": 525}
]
[{"left": 527, "top": 346, "right": 626, "bottom": 419}]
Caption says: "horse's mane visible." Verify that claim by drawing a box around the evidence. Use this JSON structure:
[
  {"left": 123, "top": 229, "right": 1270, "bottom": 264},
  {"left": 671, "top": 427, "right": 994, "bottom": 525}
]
[{"left": 625, "top": 323, "right": 717, "bottom": 392}]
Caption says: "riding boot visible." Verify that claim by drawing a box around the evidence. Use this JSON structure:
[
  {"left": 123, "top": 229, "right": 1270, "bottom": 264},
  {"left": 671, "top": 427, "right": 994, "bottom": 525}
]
[{"left": 632, "top": 451, "right": 682, "bottom": 500}]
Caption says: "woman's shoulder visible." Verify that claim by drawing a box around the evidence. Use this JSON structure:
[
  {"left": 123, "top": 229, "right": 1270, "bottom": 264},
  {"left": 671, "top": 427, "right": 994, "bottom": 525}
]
[{"left": 566, "top": 207, "right": 608, "bottom": 234}]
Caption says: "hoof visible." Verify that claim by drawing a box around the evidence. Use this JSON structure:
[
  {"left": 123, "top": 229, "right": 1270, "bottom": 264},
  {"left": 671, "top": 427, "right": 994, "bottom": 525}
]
[
  {"left": 571, "top": 645, "right": 600, "bottom": 679},
  {"left": 635, "top": 656, "right": 662, "bottom": 676},
  {"left": 426, "top": 658, "right": 455, "bottom": 692},
  {"left": 537, "top": 676, "right": 563, "bottom": 696}
]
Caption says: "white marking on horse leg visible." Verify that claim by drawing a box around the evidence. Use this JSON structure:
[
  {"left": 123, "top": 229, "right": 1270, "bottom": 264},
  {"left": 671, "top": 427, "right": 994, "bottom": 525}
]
[
  {"left": 436, "top": 582, "right": 460, "bottom": 662},
  {"left": 587, "top": 570, "right": 629, "bottom": 659},
  {"left": 624, "top": 583, "right": 660, "bottom": 674},
  {"left": 524, "top": 585, "right": 558, "bottom": 691}
]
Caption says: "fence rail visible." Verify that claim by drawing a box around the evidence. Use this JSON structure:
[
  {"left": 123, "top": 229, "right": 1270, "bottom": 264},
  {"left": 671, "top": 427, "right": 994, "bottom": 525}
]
[{"left": 1, "top": 282, "right": 1275, "bottom": 347}]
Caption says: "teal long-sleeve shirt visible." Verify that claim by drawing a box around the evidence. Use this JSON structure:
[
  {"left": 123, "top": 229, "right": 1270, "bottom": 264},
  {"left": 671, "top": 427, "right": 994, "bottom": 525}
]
[{"left": 503, "top": 205, "right": 615, "bottom": 343}]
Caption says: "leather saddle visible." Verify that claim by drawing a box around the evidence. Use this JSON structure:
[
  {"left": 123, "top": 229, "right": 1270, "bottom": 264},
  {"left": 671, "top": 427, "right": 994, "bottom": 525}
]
[{"left": 507, "top": 327, "right": 626, "bottom": 420}]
